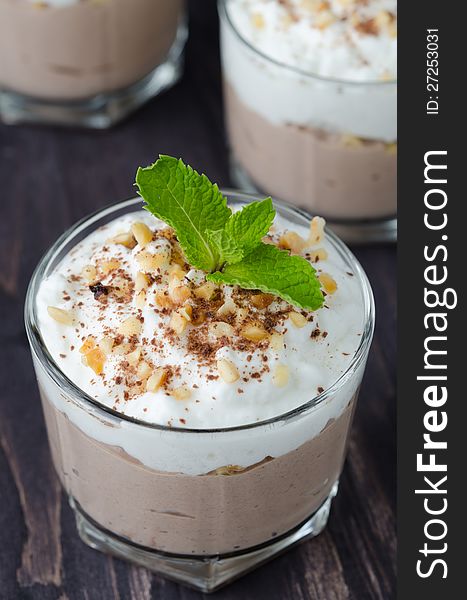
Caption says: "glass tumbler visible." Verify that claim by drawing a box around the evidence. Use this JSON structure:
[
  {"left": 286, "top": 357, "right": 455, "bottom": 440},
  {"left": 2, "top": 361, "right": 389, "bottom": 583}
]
[
  {"left": 0, "top": 0, "right": 187, "bottom": 128},
  {"left": 25, "top": 192, "right": 375, "bottom": 592},
  {"left": 219, "top": 0, "right": 397, "bottom": 243}
]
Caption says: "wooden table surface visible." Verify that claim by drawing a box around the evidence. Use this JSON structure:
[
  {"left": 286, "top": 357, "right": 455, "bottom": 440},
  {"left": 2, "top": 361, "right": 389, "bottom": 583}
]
[{"left": 0, "top": 2, "right": 396, "bottom": 598}]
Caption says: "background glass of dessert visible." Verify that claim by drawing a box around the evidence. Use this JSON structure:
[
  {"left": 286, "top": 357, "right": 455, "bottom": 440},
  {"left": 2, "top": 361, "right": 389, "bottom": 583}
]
[
  {"left": 0, "top": 0, "right": 187, "bottom": 128},
  {"left": 25, "top": 192, "right": 374, "bottom": 592},
  {"left": 219, "top": 0, "right": 397, "bottom": 243}
]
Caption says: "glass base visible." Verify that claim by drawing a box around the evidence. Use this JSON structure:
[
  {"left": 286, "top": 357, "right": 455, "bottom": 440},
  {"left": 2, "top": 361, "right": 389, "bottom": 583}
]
[
  {"left": 229, "top": 154, "right": 397, "bottom": 245},
  {"left": 0, "top": 22, "right": 187, "bottom": 128},
  {"left": 70, "top": 482, "right": 338, "bottom": 593}
]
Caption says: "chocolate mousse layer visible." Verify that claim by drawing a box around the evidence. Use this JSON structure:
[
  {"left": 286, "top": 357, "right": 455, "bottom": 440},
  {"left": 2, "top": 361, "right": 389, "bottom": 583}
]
[
  {"left": 0, "top": 0, "right": 183, "bottom": 100},
  {"left": 41, "top": 391, "right": 355, "bottom": 556},
  {"left": 225, "top": 84, "right": 396, "bottom": 222}
]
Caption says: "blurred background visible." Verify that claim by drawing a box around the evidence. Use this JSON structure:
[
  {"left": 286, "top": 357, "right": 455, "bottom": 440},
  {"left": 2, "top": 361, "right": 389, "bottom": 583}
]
[{"left": 0, "top": 1, "right": 396, "bottom": 598}]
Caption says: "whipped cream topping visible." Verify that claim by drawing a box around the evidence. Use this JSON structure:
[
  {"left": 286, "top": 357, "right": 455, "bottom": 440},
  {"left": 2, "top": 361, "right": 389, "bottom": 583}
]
[
  {"left": 36, "top": 208, "right": 364, "bottom": 430},
  {"left": 226, "top": 0, "right": 397, "bottom": 82},
  {"left": 221, "top": 0, "right": 397, "bottom": 141}
]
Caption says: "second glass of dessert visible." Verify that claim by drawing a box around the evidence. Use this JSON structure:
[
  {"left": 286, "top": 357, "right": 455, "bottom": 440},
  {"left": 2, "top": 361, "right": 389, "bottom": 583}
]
[
  {"left": 220, "top": 0, "right": 397, "bottom": 242},
  {"left": 0, "top": 0, "right": 187, "bottom": 127},
  {"left": 25, "top": 157, "right": 374, "bottom": 591}
]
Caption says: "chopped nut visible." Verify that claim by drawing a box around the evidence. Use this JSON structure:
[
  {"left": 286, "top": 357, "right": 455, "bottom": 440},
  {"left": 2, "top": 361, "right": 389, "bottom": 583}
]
[
  {"left": 354, "top": 17, "right": 378, "bottom": 35},
  {"left": 170, "top": 311, "right": 189, "bottom": 335},
  {"left": 171, "top": 242, "right": 186, "bottom": 266},
  {"left": 168, "top": 264, "right": 186, "bottom": 281},
  {"left": 209, "top": 321, "right": 235, "bottom": 339},
  {"left": 375, "top": 10, "right": 392, "bottom": 29},
  {"left": 350, "top": 12, "right": 361, "bottom": 28},
  {"left": 289, "top": 311, "right": 308, "bottom": 328},
  {"left": 107, "top": 231, "right": 136, "bottom": 249},
  {"left": 169, "top": 284, "right": 191, "bottom": 305},
  {"left": 171, "top": 386, "right": 191, "bottom": 401},
  {"left": 211, "top": 465, "right": 245, "bottom": 476},
  {"left": 131, "top": 222, "right": 153, "bottom": 247},
  {"left": 135, "top": 271, "right": 150, "bottom": 293},
  {"left": 279, "top": 231, "right": 307, "bottom": 254},
  {"left": 159, "top": 227, "right": 175, "bottom": 240},
  {"left": 79, "top": 336, "right": 96, "bottom": 354},
  {"left": 136, "top": 249, "right": 169, "bottom": 273},
  {"left": 308, "top": 216, "right": 326, "bottom": 246},
  {"left": 146, "top": 367, "right": 167, "bottom": 392},
  {"left": 83, "top": 347, "right": 106, "bottom": 375},
  {"left": 250, "top": 293, "right": 274, "bottom": 309},
  {"left": 154, "top": 291, "right": 173, "bottom": 308},
  {"left": 179, "top": 304, "right": 193, "bottom": 322},
  {"left": 315, "top": 11, "right": 336, "bottom": 29},
  {"left": 308, "top": 247, "right": 328, "bottom": 262},
  {"left": 272, "top": 364, "right": 289, "bottom": 387},
  {"left": 217, "top": 359, "right": 240, "bottom": 383},
  {"left": 380, "top": 70, "right": 393, "bottom": 81},
  {"left": 269, "top": 332, "right": 284, "bottom": 351},
  {"left": 191, "top": 309, "right": 206, "bottom": 326},
  {"left": 137, "top": 361, "right": 153, "bottom": 380},
  {"left": 388, "top": 22, "right": 397, "bottom": 38},
  {"left": 236, "top": 308, "right": 249, "bottom": 323},
  {"left": 47, "top": 306, "right": 73, "bottom": 325},
  {"left": 118, "top": 316, "right": 142, "bottom": 337},
  {"left": 168, "top": 267, "right": 190, "bottom": 303},
  {"left": 300, "top": 0, "right": 318, "bottom": 11},
  {"left": 319, "top": 272, "right": 337, "bottom": 294},
  {"left": 217, "top": 298, "right": 237, "bottom": 317},
  {"left": 81, "top": 264, "right": 97, "bottom": 283},
  {"left": 113, "top": 342, "right": 131, "bottom": 355},
  {"left": 100, "top": 259, "right": 120, "bottom": 275},
  {"left": 251, "top": 12, "right": 265, "bottom": 28},
  {"left": 240, "top": 324, "right": 268, "bottom": 342},
  {"left": 194, "top": 281, "right": 217, "bottom": 300},
  {"left": 98, "top": 336, "right": 114, "bottom": 355},
  {"left": 127, "top": 347, "right": 141, "bottom": 366},
  {"left": 135, "top": 290, "right": 146, "bottom": 309}
]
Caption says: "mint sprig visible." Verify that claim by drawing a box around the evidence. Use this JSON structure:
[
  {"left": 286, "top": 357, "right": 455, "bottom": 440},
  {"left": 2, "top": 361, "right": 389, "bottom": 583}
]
[
  {"left": 135, "top": 156, "right": 324, "bottom": 311},
  {"left": 136, "top": 156, "right": 230, "bottom": 272},
  {"left": 207, "top": 244, "right": 324, "bottom": 310}
]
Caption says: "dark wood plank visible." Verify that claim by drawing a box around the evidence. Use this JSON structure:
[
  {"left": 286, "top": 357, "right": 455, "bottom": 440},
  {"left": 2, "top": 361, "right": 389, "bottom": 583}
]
[{"left": 0, "top": 1, "right": 396, "bottom": 598}]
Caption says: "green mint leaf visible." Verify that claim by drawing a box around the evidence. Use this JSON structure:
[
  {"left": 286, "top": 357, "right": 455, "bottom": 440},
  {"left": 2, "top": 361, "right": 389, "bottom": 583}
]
[
  {"left": 135, "top": 156, "right": 324, "bottom": 311},
  {"left": 207, "top": 244, "right": 324, "bottom": 311},
  {"left": 135, "top": 156, "right": 231, "bottom": 272},
  {"left": 207, "top": 197, "right": 275, "bottom": 265},
  {"left": 206, "top": 228, "right": 243, "bottom": 265}
]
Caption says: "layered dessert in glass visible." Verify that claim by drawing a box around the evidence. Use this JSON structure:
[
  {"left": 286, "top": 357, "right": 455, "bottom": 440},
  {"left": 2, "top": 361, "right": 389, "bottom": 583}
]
[
  {"left": 0, "top": 0, "right": 186, "bottom": 127},
  {"left": 25, "top": 163, "right": 374, "bottom": 591},
  {"left": 220, "top": 0, "right": 397, "bottom": 242}
]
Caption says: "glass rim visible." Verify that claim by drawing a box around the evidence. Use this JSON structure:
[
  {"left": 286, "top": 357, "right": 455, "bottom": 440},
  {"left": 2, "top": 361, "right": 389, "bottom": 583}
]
[
  {"left": 218, "top": 0, "right": 397, "bottom": 87},
  {"left": 24, "top": 191, "right": 375, "bottom": 435}
]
